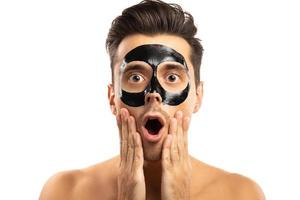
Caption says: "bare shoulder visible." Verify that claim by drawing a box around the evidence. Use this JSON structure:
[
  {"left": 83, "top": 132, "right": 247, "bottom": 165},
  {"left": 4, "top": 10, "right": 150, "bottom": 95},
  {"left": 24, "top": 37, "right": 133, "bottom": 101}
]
[
  {"left": 39, "top": 169, "right": 82, "bottom": 200},
  {"left": 221, "top": 173, "right": 266, "bottom": 200},
  {"left": 39, "top": 156, "right": 119, "bottom": 200},
  {"left": 190, "top": 157, "right": 265, "bottom": 200}
]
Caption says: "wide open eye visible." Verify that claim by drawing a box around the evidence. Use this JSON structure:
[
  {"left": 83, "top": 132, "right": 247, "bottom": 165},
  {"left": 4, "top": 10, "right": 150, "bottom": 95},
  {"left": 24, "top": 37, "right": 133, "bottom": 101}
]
[
  {"left": 120, "top": 61, "right": 152, "bottom": 93},
  {"left": 128, "top": 74, "right": 145, "bottom": 83},
  {"left": 166, "top": 73, "right": 179, "bottom": 83},
  {"left": 157, "top": 61, "right": 189, "bottom": 92}
]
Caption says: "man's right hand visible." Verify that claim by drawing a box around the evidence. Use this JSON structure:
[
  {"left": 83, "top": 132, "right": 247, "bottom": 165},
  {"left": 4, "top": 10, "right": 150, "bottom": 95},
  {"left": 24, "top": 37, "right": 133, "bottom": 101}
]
[{"left": 116, "top": 108, "right": 146, "bottom": 200}]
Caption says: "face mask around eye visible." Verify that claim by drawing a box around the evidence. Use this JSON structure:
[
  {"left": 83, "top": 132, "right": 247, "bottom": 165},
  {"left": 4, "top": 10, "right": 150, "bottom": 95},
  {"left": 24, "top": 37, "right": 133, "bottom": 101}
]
[{"left": 119, "top": 44, "right": 190, "bottom": 107}]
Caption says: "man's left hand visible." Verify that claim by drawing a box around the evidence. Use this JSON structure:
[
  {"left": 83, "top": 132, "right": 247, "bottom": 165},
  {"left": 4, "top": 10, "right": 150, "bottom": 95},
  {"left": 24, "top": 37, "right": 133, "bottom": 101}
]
[{"left": 161, "top": 111, "right": 192, "bottom": 200}]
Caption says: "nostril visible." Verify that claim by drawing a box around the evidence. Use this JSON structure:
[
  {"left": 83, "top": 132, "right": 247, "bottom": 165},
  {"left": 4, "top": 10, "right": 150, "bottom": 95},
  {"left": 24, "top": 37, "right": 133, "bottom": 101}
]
[
  {"left": 146, "top": 93, "right": 162, "bottom": 103},
  {"left": 147, "top": 97, "right": 160, "bottom": 102}
]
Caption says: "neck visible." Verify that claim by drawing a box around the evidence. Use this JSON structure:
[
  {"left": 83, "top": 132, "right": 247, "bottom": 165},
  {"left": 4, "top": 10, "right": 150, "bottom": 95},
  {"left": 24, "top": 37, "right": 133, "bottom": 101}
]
[{"left": 143, "top": 159, "right": 162, "bottom": 197}]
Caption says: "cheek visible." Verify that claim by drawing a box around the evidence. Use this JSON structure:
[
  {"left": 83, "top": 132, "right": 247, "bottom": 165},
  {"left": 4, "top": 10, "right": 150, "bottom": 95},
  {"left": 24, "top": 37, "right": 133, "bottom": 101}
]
[
  {"left": 162, "top": 102, "right": 193, "bottom": 119},
  {"left": 178, "top": 102, "right": 194, "bottom": 117},
  {"left": 116, "top": 100, "right": 144, "bottom": 120},
  {"left": 177, "top": 89, "right": 196, "bottom": 116}
]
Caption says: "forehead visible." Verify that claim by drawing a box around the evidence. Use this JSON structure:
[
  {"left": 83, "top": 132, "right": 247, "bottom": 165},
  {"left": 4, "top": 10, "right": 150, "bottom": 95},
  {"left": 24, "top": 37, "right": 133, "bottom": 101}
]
[
  {"left": 123, "top": 44, "right": 186, "bottom": 68},
  {"left": 115, "top": 34, "right": 193, "bottom": 70}
]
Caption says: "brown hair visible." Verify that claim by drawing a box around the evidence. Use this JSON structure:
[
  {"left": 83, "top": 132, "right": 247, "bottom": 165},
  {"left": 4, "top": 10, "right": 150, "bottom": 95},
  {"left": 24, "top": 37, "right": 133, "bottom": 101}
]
[{"left": 106, "top": 0, "right": 203, "bottom": 85}]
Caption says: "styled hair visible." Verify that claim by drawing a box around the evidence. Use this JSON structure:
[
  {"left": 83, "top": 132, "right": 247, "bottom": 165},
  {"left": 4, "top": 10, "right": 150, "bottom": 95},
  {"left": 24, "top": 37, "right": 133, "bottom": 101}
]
[{"left": 106, "top": 0, "right": 203, "bottom": 85}]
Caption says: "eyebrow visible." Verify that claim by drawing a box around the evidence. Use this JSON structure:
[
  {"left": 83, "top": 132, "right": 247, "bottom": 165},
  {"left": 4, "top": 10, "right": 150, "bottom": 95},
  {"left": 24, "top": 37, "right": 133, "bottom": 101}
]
[
  {"left": 159, "top": 63, "right": 186, "bottom": 71},
  {"left": 122, "top": 64, "right": 150, "bottom": 73}
]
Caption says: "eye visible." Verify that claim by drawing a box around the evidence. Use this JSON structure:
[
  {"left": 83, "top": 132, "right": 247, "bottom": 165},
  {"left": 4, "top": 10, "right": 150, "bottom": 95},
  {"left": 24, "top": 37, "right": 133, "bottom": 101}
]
[
  {"left": 128, "top": 74, "right": 144, "bottom": 83},
  {"left": 166, "top": 74, "right": 179, "bottom": 83}
]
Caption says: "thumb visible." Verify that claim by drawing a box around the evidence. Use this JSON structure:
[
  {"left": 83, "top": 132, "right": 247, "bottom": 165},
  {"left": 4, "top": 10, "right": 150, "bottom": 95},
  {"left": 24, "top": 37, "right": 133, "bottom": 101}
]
[{"left": 162, "top": 135, "right": 172, "bottom": 164}]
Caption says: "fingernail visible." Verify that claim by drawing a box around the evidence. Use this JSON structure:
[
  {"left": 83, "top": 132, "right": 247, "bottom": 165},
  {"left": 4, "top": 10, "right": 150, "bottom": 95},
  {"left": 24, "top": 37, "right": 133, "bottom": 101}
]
[
  {"left": 128, "top": 116, "right": 133, "bottom": 123},
  {"left": 170, "top": 117, "right": 176, "bottom": 123},
  {"left": 177, "top": 111, "right": 183, "bottom": 118},
  {"left": 122, "top": 108, "right": 126, "bottom": 115},
  {"left": 121, "top": 109, "right": 125, "bottom": 119}
]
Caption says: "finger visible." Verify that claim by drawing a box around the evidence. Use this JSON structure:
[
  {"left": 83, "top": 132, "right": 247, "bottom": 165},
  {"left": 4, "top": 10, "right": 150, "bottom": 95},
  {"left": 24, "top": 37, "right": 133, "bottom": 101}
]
[
  {"left": 116, "top": 112, "right": 123, "bottom": 163},
  {"left": 129, "top": 116, "right": 143, "bottom": 165},
  {"left": 128, "top": 116, "right": 136, "bottom": 136},
  {"left": 162, "top": 134, "right": 172, "bottom": 168},
  {"left": 133, "top": 131, "right": 144, "bottom": 171},
  {"left": 182, "top": 117, "right": 190, "bottom": 145},
  {"left": 116, "top": 112, "right": 122, "bottom": 139},
  {"left": 120, "top": 108, "right": 129, "bottom": 167},
  {"left": 175, "top": 111, "right": 184, "bottom": 158},
  {"left": 126, "top": 115, "right": 134, "bottom": 169},
  {"left": 183, "top": 116, "right": 190, "bottom": 152},
  {"left": 169, "top": 117, "right": 179, "bottom": 163}
]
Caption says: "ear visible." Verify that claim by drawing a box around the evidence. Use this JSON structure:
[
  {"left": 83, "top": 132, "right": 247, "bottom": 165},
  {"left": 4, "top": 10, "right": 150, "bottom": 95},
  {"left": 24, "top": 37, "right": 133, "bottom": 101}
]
[
  {"left": 193, "top": 81, "right": 204, "bottom": 113},
  {"left": 108, "top": 84, "right": 117, "bottom": 115}
]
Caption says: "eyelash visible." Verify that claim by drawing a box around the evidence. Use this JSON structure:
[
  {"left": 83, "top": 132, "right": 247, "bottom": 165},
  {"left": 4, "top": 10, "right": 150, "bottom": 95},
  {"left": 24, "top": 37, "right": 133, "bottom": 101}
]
[
  {"left": 126, "top": 72, "right": 182, "bottom": 83},
  {"left": 166, "top": 73, "right": 180, "bottom": 82},
  {"left": 128, "top": 73, "right": 145, "bottom": 82}
]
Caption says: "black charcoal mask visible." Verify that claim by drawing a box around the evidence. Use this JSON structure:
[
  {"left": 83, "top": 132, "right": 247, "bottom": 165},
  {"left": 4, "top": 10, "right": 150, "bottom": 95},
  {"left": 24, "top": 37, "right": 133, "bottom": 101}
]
[{"left": 119, "top": 44, "right": 190, "bottom": 107}]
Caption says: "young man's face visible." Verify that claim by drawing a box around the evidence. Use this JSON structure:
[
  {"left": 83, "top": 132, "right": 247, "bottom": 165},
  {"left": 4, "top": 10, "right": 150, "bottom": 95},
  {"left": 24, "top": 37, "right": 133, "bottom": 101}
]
[{"left": 108, "top": 34, "right": 203, "bottom": 161}]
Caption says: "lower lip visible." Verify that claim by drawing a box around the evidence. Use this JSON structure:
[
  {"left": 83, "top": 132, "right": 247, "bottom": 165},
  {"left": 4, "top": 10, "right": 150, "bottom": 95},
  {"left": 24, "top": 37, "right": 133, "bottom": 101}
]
[{"left": 142, "top": 126, "right": 164, "bottom": 142}]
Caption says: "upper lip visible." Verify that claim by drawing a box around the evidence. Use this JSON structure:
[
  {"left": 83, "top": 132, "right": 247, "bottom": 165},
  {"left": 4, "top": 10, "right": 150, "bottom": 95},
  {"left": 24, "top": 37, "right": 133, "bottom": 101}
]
[{"left": 142, "top": 112, "right": 166, "bottom": 128}]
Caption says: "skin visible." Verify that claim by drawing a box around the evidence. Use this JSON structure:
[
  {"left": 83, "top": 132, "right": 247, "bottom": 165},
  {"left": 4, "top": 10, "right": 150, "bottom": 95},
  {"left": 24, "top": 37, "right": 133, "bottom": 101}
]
[{"left": 39, "top": 34, "right": 265, "bottom": 200}]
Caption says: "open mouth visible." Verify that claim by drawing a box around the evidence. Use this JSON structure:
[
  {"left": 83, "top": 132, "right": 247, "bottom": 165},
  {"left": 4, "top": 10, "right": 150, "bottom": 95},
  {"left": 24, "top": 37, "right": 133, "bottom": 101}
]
[
  {"left": 145, "top": 118, "right": 163, "bottom": 135},
  {"left": 142, "top": 114, "right": 165, "bottom": 142}
]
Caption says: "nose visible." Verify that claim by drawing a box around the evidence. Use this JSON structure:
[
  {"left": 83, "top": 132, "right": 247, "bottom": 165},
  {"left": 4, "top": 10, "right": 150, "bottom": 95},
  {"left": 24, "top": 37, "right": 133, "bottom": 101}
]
[{"left": 144, "top": 91, "right": 162, "bottom": 104}]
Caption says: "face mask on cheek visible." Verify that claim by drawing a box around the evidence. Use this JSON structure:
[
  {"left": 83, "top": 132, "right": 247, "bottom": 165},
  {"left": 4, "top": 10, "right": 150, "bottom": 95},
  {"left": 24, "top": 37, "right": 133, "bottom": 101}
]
[{"left": 119, "top": 44, "right": 190, "bottom": 107}]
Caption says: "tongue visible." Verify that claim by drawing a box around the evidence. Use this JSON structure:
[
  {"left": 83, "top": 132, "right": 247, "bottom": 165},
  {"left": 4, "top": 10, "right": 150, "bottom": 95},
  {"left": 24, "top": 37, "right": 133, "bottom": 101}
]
[{"left": 148, "top": 129, "right": 159, "bottom": 135}]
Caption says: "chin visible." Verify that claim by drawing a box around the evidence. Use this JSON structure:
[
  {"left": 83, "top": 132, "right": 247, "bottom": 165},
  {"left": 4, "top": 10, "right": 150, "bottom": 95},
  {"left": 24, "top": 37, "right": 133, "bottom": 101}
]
[
  {"left": 143, "top": 148, "right": 162, "bottom": 161},
  {"left": 141, "top": 134, "right": 166, "bottom": 162}
]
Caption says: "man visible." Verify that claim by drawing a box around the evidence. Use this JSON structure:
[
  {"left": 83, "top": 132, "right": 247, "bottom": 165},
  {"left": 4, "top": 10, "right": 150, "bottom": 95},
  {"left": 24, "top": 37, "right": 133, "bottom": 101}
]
[{"left": 39, "top": 0, "right": 265, "bottom": 199}]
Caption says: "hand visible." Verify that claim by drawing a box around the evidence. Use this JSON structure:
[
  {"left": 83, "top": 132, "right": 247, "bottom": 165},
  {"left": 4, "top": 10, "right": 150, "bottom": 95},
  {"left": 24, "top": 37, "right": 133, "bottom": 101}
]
[
  {"left": 161, "top": 111, "right": 192, "bottom": 200},
  {"left": 116, "top": 108, "right": 146, "bottom": 200}
]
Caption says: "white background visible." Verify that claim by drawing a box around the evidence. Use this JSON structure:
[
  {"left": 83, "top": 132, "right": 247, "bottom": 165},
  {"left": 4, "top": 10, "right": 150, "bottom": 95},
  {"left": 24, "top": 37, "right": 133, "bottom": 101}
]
[{"left": 0, "top": 0, "right": 299, "bottom": 199}]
